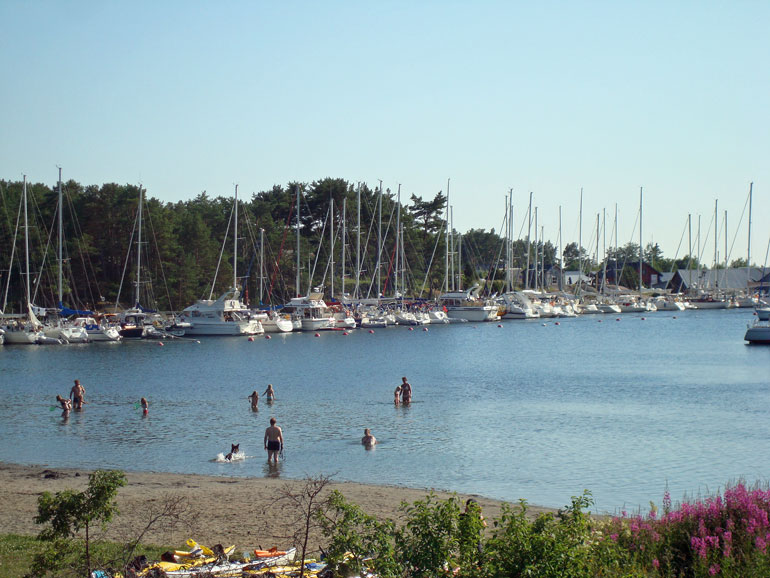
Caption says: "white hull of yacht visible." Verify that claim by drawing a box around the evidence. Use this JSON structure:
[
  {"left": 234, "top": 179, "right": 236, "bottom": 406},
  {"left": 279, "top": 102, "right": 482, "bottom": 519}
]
[
  {"left": 745, "top": 324, "right": 770, "bottom": 344},
  {"left": 262, "top": 315, "right": 294, "bottom": 333},
  {"left": 756, "top": 308, "right": 770, "bottom": 322},
  {"left": 185, "top": 320, "right": 263, "bottom": 336},
  {"left": 655, "top": 300, "right": 686, "bottom": 312},
  {"left": 445, "top": 306, "right": 499, "bottom": 322},
  {"left": 686, "top": 299, "right": 728, "bottom": 310},
  {"left": 301, "top": 317, "right": 335, "bottom": 331},
  {"left": 3, "top": 330, "right": 44, "bottom": 344},
  {"left": 596, "top": 303, "right": 622, "bottom": 314},
  {"left": 427, "top": 311, "right": 449, "bottom": 324}
]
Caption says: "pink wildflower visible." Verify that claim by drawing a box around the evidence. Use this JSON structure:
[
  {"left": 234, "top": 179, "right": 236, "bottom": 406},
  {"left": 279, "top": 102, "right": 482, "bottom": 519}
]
[
  {"left": 709, "top": 563, "right": 720, "bottom": 575},
  {"left": 652, "top": 559, "right": 659, "bottom": 569}
]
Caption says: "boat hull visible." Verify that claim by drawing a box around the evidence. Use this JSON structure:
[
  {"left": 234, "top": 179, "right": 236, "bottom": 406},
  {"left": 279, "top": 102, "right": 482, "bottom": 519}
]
[
  {"left": 184, "top": 320, "right": 263, "bottom": 336},
  {"left": 445, "top": 306, "right": 499, "bottom": 322},
  {"left": 745, "top": 325, "right": 770, "bottom": 344}
]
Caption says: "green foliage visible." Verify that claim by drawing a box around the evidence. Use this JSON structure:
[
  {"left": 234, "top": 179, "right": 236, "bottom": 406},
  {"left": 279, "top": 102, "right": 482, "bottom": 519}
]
[{"left": 32, "top": 469, "right": 126, "bottom": 577}]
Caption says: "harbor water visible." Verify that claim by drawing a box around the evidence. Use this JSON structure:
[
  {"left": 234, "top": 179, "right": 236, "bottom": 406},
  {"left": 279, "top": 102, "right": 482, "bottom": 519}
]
[{"left": 1, "top": 307, "right": 768, "bottom": 513}]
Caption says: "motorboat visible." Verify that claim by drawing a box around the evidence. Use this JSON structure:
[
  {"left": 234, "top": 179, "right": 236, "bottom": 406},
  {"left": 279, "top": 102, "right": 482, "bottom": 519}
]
[
  {"left": 73, "top": 317, "right": 122, "bottom": 341},
  {"left": 745, "top": 321, "right": 770, "bottom": 344},
  {"left": 181, "top": 288, "right": 263, "bottom": 335},
  {"left": 438, "top": 285, "right": 500, "bottom": 322},
  {"left": 498, "top": 292, "right": 539, "bottom": 319},
  {"left": 281, "top": 294, "right": 335, "bottom": 331},
  {"left": 259, "top": 311, "right": 294, "bottom": 333}
]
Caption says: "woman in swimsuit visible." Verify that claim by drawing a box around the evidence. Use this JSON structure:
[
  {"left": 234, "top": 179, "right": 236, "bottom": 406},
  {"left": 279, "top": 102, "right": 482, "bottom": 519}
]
[
  {"left": 400, "top": 377, "right": 412, "bottom": 405},
  {"left": 262, "top": 384, "right": 275, "bottom": 402}
]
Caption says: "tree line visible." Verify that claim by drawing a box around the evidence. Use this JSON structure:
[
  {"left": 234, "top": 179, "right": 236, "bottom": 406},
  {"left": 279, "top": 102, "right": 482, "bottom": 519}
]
[{"left": 0, "top": 176, "right": 714, "bottom": 314}]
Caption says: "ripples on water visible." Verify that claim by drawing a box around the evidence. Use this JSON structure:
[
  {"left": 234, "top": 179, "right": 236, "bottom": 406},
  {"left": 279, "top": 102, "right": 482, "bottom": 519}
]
[{"left": 1, "top": 308, "right": 768, "bottom": 512}]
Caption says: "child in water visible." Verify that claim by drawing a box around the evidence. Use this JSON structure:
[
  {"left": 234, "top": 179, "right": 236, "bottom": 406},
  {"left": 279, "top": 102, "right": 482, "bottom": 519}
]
[{"left": 248, "top": 390, "right": 259, "bottom": 411}]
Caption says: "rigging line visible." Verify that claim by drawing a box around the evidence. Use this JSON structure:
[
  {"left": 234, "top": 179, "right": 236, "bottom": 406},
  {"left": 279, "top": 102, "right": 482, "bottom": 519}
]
[
  {"left": 419, "top": 228, "right": 443, "bottom": 298},
  {"left": 115, "top": 203, "right": 139, "bottom": 310},
  {"left": 64, "top": 186, "right": 99, "bottom": 309},
  {"left": 208, "top": 199, "right": 235, "bottom": 301},
  {"left": 29, "top": 188, "right": 57, "bottom": 307},
  {"left": 144, "top": 200, "right": 175, "bottom": 312},
  {"left": 1, "top": 191, "right": 23, "bottom": 313},
  {"left": 725, "top": 191, "right": 751, "bottom": 268},
  {"left": 308, "top": 203, "right": 330, "bottom": 295}
]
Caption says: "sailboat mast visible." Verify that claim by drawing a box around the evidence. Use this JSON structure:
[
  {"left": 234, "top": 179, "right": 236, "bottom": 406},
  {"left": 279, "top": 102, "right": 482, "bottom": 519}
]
[
  {"left": 259, "top": 228, "right": 264, "bottom": 304},
  {"left": 614, "top": 204, "right": 618, "bottom": 291},
  {"left": 135, "top": 184, "right": 143, "bottom": 308},
  {"left": 713, "top": 199, "right": 718, "bottom": 276},
  {"left": 342, "top": 198, "right": 346, "bottom": 299},
  {"left": 330, "top": 195, "right": 334, "bottom": 299},
  {"left": 558, "top": 205, "right": 563, "bottom": 291},
  {"left": 57, "top": 167, "right": 63, "bottom": 306},
  {"left": 23, "top": 175, "right": 30, "bottom": 308},
  {"left": 457, "top": 233, "right": 462, "bottom": 290},
  {"left": 639, "top": 187, "right": 643, "bottom": 298},
  {"left": 445, "top": 178, "right": 450, "bottom": 293},
  {"left": 234, "top": 184, "right": 238, "bottom": 291},
  {"left": 525, "top": 192, "right": 532, "bottom": 290},
  {"left": 355, "top": 183, "right": 361, "bottom": 300},
  {"left": 395, "top": 184, "right": 401, "bottom": 298},
  {"left": 577, "top": 188, "right": 583, "bottom": 294},
  {"left": 533, "top": 207, "right": 538, "bottom": 291},
  {"left": 377, "top": 179, "right": 382, "bottom": 302},
  {"left": 748, "top": 182, "right": 753, "bottom": 269},
  {"left": 296, "top": 185, "right": 301, "bottom": 297},
  {"left": 451, "top": 206, "right": 455, "bottom": 290}
]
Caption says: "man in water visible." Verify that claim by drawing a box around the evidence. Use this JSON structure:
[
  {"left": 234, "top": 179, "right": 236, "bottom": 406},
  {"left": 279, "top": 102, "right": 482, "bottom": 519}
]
[
  {"left": 361, "top": 428, "right": 377, "bottom": 447},
  {"left": 264, "top": 417, "right": 283, "bottom": 464},
  {"left": 70, "top": 379, "right": 85, "bottom": 410},
  {"left": 400, "top": 377, "right": 412, "bottom": 405}
]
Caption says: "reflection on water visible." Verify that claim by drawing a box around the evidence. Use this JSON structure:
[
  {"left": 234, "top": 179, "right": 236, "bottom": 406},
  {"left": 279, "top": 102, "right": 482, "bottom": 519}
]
[{"left": 0, "top": 308, "right": 768, "bottom": 512}]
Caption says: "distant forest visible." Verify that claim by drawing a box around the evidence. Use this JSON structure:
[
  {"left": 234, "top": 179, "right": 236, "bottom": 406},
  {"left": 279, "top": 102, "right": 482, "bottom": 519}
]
[{"left": 0, "top": 177, "right": 713, "bottom": 314}]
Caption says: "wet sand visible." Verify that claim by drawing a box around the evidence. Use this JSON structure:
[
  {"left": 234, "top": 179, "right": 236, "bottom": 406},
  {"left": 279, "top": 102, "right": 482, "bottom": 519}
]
[{"left": 0, "top": 462, "right": 551, "bottom": 554}]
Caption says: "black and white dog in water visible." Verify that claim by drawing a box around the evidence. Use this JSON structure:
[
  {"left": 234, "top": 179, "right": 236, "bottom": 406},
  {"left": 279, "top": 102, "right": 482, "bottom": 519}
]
[{"left": 216, "top": 443, "right": 244, "bottom": 462}]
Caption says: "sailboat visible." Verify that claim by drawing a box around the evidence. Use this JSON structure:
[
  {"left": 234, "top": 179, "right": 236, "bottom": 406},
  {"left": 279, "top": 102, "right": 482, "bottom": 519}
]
[
  {"left": 4, "top": 176, "right": 50, "bottom": 344},
  {"left": 181, "top": 185, "right": 263, "bottom": 336},
  {"left": 42, "top": 168, "right": 90, "bottom": 343}
]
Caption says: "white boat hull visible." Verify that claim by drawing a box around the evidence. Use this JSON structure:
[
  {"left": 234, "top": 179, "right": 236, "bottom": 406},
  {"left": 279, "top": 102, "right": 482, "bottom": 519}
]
[
  {"left": 745, "top": 324, "right": 770, "bottom": 344},
  {"left": 3, "top": 330, "right": 44, "bottom": 344},
  {"left": 262, "top": 316, "right": 294, "bottom": 333},
  {"left": 300, "top": 317, "right": 335, "bottom": 331},
  {"left": 445, "top": 306, "right": 499, "bottom": 322},
  {"left": 185, "top": 320, "right": 263, "bottom": 335}
]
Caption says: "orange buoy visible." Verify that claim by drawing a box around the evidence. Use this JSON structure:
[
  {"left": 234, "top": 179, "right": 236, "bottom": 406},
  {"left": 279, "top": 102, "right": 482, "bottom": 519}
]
[
  {"left": 497, "top": 324, "right": 502, "bottom": 327},
  {"left": 368, "top": 329, "right": 375, "bottom": 334},
  {"left": 248, "top": 336, "right": 254, "bottom": 342},
  {"left": 158, "top": 341, "right": 164, "bottom": 346},
  {"left": 265, "top": 335, "right": 271, "bottom": 339},
  {"left": 423, "top": 327, "right": 428, "bottom": 331},
  {"left": 314, "top": 333, "right": 320, "bottom": 337},
  {"left": 343, "top": 331, "right": 348, "bottom": 335}
]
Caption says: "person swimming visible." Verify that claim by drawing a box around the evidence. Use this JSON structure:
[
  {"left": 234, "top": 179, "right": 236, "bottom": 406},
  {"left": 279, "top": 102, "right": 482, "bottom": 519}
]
[{"left": 361, "top": 428, "right": 377, "bottom": 447}]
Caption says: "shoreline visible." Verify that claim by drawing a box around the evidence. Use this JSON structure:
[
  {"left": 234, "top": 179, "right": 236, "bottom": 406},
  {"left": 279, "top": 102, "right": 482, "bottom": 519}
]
[{"left": 0, "top": 462, "right": 553, "bottom": 552}]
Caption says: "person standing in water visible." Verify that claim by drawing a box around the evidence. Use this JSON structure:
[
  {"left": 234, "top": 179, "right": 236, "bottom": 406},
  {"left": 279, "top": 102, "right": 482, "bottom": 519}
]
[
  {"left": 400, "top": 377, "right": 412, "bottom": 405},
  {"left": 262, "top": 384, "right": 275, "bottom": 402},
  {"left": 140, "top": 397, "right": 149, "bottom": 415},
  {"left": 70, "top": 380, "right": 85, "bottom": 410},
  {"left": 56, "top": 395, "right": 71, "bottom": 416},
  {"left": 264, "top": 417, "right": 283, "bottom": 464},
  {"left": 394, "top": 384, "right": 402, "bottom": 406},
  {"left": 248, "top": 390, "right": 259, "bottom": 411}
]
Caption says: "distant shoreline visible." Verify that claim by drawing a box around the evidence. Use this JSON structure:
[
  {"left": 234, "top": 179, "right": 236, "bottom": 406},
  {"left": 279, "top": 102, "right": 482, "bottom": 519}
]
[{"left": 0, "top": 461, "right": 555, "bottom": 552}]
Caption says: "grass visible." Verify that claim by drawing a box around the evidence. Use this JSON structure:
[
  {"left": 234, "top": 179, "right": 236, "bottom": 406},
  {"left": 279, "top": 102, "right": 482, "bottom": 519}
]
[{"left": 0, "top": 534, "right": 172, "bottom": 578}]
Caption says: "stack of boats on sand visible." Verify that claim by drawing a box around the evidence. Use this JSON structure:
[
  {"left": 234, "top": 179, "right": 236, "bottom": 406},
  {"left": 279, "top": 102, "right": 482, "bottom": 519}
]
[{"left": 108, "top": 540, "right": 334, "bottom": 578}]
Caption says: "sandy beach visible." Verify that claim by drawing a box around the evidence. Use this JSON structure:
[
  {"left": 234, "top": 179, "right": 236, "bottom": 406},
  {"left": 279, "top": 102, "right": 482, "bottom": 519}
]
[{"left": 0, "top": 463, "right": 549, "bottom": 554}]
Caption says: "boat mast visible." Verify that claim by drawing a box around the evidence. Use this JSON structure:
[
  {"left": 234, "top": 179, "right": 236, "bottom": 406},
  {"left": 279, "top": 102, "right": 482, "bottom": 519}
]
[
  {"left": 614, "top": 204, "right": 618, "bottom": 293},
  {"left": 595, "top": 212, "right": 599, "bottom": 288},
  {"left": 457, "top": 233, "right": 462, "bottom": 290},
  {"left": 259, "top": 228, "right": 264, "bottom": 304},
  {"left": 445, "top": 178, "right": 450, "bottom": 293},
  {"left": 601, "top": 208, "right": 607, "bottom": 294},
  {"left": 135, "top": 184, "right": 143, "bottom": 308},
  {"left": 450, "top": 206, "right": 455, "bottom": 291},
  {"left": 57, "top": 167, "right": 63, "bottom": 307},
  {"left": 355, "top": 183, "right": 361, "bottom": 300},
  {"left": 377, "top": 179, "right": 382, "bottom": 302},
  {"left": 540, "top": 225, "right": 545, "bottom": 290},
  {"left": 342, "top": 197, "right": 346, "bottom": 299},
  {"left": 577, "top": 187, "right": 583, "bottom": 295},
  {"left": 748, "top": 182, "right": 753, "bottom": 269},
  {"left": 330, "top": 195, "right": 334, "bottom": 299},
  {"left": 296, "top": 185, "right": 301, "bottom": 297},
  {"left": 639, "top": 187, "right": 643, "bottom": 298},
  {"left": 505, "top": 191, "right": 511, "bottom": 293},
  {"left": 395, "top": 183, "right": 401, "bottom": 299},
  {"left": 558, "top": 205, "right": 563, "bottom": 291},
  {"left": 533, "top": 207, "right": 538, "bottom": 291},
  {"left": 23, "top": 175, "right": 31, "bottom": 309},
  {"left": 713, "top": 199, "right": 718, "bottom": 286},
  {"left": 525, "top": 192, "right": 532, "bottom": 290},
  {"left": 233, "top": 184, "right": 238, "bottom": 292}
]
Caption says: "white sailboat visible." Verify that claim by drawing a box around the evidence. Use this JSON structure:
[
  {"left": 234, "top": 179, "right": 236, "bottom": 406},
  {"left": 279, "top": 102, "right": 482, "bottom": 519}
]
[
  {"left": 439, "top": 284, "right": 500, "bottom": 322},
  {"left": 4, "top": 176, "right": 49, "bottom": 345},
  {"left": 182, "top": 185, "right": 263, "bottom": 336}
]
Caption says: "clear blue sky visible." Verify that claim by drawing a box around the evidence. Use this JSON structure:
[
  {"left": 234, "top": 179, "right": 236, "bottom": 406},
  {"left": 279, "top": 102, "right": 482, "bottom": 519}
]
[{"left": 2, "top": 1, "right": 768, "bottom": 266}]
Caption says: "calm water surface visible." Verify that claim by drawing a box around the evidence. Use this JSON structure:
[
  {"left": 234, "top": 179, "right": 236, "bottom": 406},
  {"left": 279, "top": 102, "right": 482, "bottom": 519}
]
[{"left": 1, "top": 308, "right": 768, "bottom": 513}]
